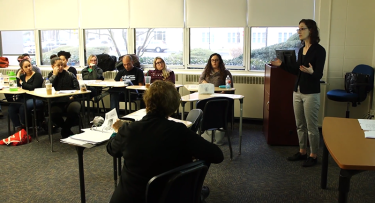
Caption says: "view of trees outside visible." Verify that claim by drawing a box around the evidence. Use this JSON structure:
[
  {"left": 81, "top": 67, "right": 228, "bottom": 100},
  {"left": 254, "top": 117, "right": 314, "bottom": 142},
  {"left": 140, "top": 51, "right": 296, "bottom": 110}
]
[
  {"left": 250, "top": 27, "right": 300, "bottom": 70},
  {"left": 0, "top": 31, "right": 35, "bottom": 65},
  {"left": 40, "top": 30, "right": 79, "bottom": 65},
  {"left": 135, "top": 28, "right": 183, "bottom": 66},
  {"left": 190, "top": 28, "right": 244, "bottom": 68}
]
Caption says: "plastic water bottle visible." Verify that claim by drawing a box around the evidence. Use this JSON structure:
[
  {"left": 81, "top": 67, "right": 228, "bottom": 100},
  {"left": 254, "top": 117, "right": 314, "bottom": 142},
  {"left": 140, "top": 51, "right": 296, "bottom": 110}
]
[
  {"left": 45, "top": 78, "right": 50, "bottom": 85},
  {"left": 225, "top": 75, "right": 231, "bottom": 89}
]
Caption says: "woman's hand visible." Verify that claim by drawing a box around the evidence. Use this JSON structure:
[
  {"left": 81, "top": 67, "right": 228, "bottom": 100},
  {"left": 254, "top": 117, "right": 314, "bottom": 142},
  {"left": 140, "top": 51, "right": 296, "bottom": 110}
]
[
  {"left": 201, "top": 80, "right": 208, "bottom": 84},
  {"left": 52, "top": 66, "right": 59, "bottom": 76},
  {"left": 69, "top": 96, "right": 74, "bottom": 100},
  {"left": 270, "top": 58, "right": 282, "bottom": 66},
  {"left": 299, "top": 63, "right": 314, "bottom": 75},
  {"left": 17, "top": 69, "right": 24, "bottom": 78},
  {"left": 112, "top": 119, "right": 125, "bottom": 133}
]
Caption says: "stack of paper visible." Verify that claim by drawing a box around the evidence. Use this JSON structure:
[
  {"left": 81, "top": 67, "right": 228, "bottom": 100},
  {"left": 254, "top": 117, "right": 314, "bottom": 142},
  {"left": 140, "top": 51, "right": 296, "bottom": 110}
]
[
  {"left": 358, "top": 119, "right": 375, "bottom": 138},
  {"left": 122, "top": 109, "right": 147, "bottom": 121}
]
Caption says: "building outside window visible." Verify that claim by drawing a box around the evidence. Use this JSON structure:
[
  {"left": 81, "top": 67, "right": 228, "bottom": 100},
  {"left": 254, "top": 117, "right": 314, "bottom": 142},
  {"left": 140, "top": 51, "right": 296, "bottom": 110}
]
[{"left": 0, "top": 31, "right": 36, "bottom": 66}]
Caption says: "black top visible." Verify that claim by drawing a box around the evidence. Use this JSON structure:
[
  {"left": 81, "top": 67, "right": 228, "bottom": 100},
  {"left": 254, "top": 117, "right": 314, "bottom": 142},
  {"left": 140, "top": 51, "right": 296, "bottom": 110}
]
[
  {"left": 114, "top": 67, "right": 144, "bottom": 85},
  {"left": 67, "top": 66, "right": 77, "bottom": 76},
  {"left": 279, "top": 43, "right": 326, "bottom": 94},
  {"left": 81, "top": 66, "right": 104, "bottom": 80},
  {"left": 17, "top": 72, "right": 43, "bottom": 91},
  {"left": 48, "top": 70, "right": 79, "bottom": 91},
  {"left": 107, "top": 113, "right": 224, "bottom": 203}
]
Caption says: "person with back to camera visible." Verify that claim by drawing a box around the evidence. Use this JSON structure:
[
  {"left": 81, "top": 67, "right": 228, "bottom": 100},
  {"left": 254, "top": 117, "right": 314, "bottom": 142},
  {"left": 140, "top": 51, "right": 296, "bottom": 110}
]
[
  {"left": 199, "top": 53, "right": 234, "bottom": 145},
  {"left": 146, "top": 56, "right": 175, "bottom": 83},
  {"left": 47, "top": 56, "right": 81, "bottom": 138},
  {"left": 81, "top": 54, "right": 105, "bottom": 101},
  {"left": 107, "top": 80, "right": 224, "bottom": 203},
  {"left": 270, "top": 19, "right": 326, "bottom": 167},
  {"left": 8, "top": 59, "right": 44, "bottom": 132},
  {"left": 58, "top": 50, "right": 77, "bottom": 76}
]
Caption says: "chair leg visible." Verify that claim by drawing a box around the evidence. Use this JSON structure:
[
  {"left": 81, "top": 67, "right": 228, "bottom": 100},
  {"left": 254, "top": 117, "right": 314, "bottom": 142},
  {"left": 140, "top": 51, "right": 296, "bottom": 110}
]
[
  {"left": 211, "top": 130, "right": 215, "bottom": 144},
  {"left": 346, "top": 102, "right": 350, "bottom": 118},
  {"left": 226, "top": 131, "right": 233, "bottom": 160},
  {"left": 101, "top": 99, "right": 106, "bottom": 114},
  {"left": 8, "top": 114, "right": 11, "bottom": 135}
]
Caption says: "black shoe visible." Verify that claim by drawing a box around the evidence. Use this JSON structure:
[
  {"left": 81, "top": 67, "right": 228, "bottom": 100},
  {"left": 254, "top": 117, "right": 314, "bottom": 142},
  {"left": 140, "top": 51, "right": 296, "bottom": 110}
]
[
  {"left": 201, "top": 186, "right": 210, "bottom": 201},
  {"left": 302, "top": 157, "right": 317, "bottom": 167},
  {"left": 287, "top": 152, "right": 307, "bottom": 161}
]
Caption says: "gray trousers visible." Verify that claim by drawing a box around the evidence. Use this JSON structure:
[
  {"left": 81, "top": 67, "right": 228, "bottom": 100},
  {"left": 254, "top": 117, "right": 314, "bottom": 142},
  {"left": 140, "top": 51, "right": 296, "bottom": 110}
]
[{"left": 293, "top": 89, "right": 320, "bottom": 154}]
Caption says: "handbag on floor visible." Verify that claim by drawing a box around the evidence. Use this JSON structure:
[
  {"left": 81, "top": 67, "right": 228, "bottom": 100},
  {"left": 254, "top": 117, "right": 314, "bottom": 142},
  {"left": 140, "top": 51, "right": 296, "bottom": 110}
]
[{"left": 0, "top": 129, "right": 32, "bottom": 146}]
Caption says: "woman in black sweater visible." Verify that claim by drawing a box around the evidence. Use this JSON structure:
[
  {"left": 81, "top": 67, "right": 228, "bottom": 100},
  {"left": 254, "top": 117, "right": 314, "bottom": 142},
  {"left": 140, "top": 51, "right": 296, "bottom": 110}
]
[
  {"left": 8, "top": 59, "right": 44, "bottom": 131},
  {"left": 58, "top": 50, "right": 77, "bottom": 76},
  {"left": 271, "top": 19, "right": 326, "bottom": 167},
  {"left": 48, "top": 57, "right": 81, "bottom": 138}
]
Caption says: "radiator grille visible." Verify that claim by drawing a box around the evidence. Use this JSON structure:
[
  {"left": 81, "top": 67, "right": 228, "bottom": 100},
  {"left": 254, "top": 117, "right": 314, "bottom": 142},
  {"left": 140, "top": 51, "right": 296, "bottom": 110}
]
[{"left": 183, "top": 74, "right": 264, "bottom": 84}]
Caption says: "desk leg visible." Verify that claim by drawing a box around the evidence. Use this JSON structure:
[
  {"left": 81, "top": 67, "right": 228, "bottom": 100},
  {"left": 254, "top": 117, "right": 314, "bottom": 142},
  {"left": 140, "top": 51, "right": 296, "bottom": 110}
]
[
  {"left": 338, "top": 170, "right": 362, "bottom": 203},
  {"left": 48, "top": 99, "right": 53, "bottom": 152},
  {"left": 125, "top": 88, "right": 128, "bottom": 115},
  {"left": 181, "top": 101, "right": 186, "bottom": 120},
  {"left": 76, "top": 146, "right": 86, "bottom": 203},
  {"left": 321, "top": 142, "right": 328, "bottom": 189},
  {"left": 239, "top": 98, "right": 243, "bottom": 155},
  {"left": 118, "top": 157, "right": 122, "bottom": 177},
  {"left": 113, "top": 157, "right": 117, "bottom": 188},
  {"left": 24, "top": 97, "right": 29, "bottom": 143},
  {"left": 32, "top": 97, "right": 39, "bottom": 142},
  {"left": 128, "top": 89, "right": 132, "bottom": 114}
]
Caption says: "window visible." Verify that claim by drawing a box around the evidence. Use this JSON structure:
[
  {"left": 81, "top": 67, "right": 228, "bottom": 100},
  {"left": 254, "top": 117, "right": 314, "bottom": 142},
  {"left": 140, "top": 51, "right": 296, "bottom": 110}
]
[
  {"left": 202, "top": 33, "right": 206, "bottom": 43},
  {"left": 84, "top": 29, "right": 128, "bottom": 63},
  {"left": 190, "top": 28, "right": 244, "bottom": 68},
  {"left": 135, "top": 28, "right": 183, "bottom": 66},
  {"left": 262, "top": 33, "right": 266, "bottom": 43},
  {"left": 251, "top": 27, "right": 299, "bottom": 70},
  {"left": 40, "top": 30, "right": 79, "bottom": 65},
  {"left": 289, "top": 32, "right": 292, "bottom": 38},
  {"left": 257, "top": 33, "right": 261, "bottom": 43},
  {"left": 252, "top": 32, "right": 256, "bottom": 43},
  {"left": 1, "top": 31, "right": 35, "bottom": 66},
  {"left": 283, "top": 33, "right": 287, "bottom": 42}
]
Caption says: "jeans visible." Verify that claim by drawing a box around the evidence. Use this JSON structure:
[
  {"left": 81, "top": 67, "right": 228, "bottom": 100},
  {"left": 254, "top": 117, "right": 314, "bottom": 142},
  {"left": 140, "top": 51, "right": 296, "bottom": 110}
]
[
  {"left": 293, "top": 89, "right": 320, "bottom": 154},
  {"left": 8, "top": 99, "right": 44, "bottom": 128}
]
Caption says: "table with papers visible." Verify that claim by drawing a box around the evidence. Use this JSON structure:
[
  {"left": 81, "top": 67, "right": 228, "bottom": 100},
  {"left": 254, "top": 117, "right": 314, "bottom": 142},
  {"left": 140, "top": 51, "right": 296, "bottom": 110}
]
[{"left": 357, "top": 119, "right": 375, "bottom": 138}]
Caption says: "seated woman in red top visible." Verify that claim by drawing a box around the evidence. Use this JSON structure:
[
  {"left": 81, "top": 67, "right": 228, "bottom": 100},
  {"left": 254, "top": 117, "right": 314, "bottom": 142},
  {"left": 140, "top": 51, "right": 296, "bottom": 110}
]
[{"left": 146, "top": 57, "right": 175, "bottom": 83}]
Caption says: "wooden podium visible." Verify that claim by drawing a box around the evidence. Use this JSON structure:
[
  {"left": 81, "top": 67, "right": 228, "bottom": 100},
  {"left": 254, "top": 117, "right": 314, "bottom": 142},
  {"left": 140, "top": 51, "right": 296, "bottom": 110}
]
[{"left": 263, "top": 64, "right": 299, "bottom": 145}]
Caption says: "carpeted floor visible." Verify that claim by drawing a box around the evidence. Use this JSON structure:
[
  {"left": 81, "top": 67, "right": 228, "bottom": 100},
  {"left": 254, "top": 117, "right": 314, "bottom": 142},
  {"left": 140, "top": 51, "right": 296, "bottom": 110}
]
[{"left": 0, "top": 105, "right": 374, "bottom": 203}]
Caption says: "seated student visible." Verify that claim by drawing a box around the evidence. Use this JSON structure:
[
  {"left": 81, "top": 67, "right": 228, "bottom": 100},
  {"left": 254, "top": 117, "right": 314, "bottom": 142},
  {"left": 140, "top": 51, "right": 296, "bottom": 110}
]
[
  {"left": 8, "top": 59, "right": 44, "bottom": 132},
  {"left": 81, "top": 54, "right": 105, "bottom": 100},
  {"left": 47, "top": 57, "right": 81, "bottom": 138},
  {"left": 107, "top": 80, "right": 224, "bottom": 203},
  {"left": 58, "top": 50, "right": 77, "bottom": 76},
  {"left": 17, "top": 54, "right": 41, "bottom": 74},
  {"left": 146, "top": 57, "right": 175, "bottom": 83},
  {"left": 109, "top": 55, "right": 144, "bottom": 115}
]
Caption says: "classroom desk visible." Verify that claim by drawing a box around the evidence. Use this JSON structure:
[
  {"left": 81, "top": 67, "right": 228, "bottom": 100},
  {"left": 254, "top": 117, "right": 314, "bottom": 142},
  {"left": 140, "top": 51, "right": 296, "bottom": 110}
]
[
  {"left": 321, "top": 117, "right": 375, "bottom": 203},
  {"left": 0, "top": 87, "right": 30, "bottom": 142},
  {"left": 180, "top": 92, "right": 244, "bottom": 155},
  {"left": 27, "top": 89, "right": 91, "bottom": 152},
  {"left": 71, "top": 109, "right": 192, "bottom": 203},
  {"left": 126, "top": 84, "right": 183, "bottom": 113}
]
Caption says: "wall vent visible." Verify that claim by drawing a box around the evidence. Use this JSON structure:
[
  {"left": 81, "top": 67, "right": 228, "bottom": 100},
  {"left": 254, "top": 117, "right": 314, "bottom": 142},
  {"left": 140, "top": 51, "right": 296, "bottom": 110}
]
[{"left": 183, "top": 74, "right": 264, "bottom": 84}]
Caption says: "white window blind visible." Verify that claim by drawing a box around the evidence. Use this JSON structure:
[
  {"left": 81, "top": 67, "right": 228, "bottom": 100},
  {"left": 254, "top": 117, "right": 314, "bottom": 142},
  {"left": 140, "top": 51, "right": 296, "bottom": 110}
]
[
  {"left": 80, "top": 0, "right": 129, "bottom": 28},
  {"left": 34, "top": 0, "right": 79, "bottom": 29},
  {"left": 0, "top": 0, "right": 35, "bottom": 30},
  {"left": 129, "top": 0, "right": 184, "bottom": 28},
  {"left": 248, "top": 0, "right": 315, "bottom": 26},
  {"left": 186, "top": 0, "right": 247, "bottom": 28}
]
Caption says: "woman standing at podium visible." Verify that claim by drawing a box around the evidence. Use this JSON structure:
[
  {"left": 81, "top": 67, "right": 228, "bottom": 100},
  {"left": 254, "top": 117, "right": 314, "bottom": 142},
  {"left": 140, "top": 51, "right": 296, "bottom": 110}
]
[{"left": 270, "top": 19, "right": 326, "bottom": 167}]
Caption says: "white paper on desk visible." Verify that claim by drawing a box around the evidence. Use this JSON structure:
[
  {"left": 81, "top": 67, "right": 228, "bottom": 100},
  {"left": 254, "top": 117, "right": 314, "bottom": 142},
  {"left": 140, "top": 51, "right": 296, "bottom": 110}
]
[
  {"left": 96, "top": 108, "right": 118, "bottom": 132},
  {"left": 360, "top": 123, "right": 375, "bottom": 131},
  {"left": 358, "top": 119, "right": 375, "bottom": 124},
  {"left": 58, "top": 90, "right": 76, "bottom": 94},
  {"left": 69, "top": 130, "right": 112, "bottom": 144},
  {"left": 364, "top": 131, "right": 375, "bottom": 139},
  {"left": 122, "top": 109, "right": 146, "bottom": 121},
  {"left": 60, "top": 137, "right": 95, "bottom": 148}
]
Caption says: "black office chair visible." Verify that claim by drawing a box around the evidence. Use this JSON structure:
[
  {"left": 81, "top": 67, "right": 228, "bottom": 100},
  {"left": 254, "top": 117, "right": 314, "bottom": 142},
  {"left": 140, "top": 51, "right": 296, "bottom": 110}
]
[
  {"left": 196, "top": 97, "right": 233, "bottom": 160},
  {"left": 146, "top": 160, "right": 209, "bottom": 203},
  {"left": 327, "top": 64, "right": 374, "bottom": 118},
  {"left": 186, "top": 109, "right": 203, "bottom": 133}
]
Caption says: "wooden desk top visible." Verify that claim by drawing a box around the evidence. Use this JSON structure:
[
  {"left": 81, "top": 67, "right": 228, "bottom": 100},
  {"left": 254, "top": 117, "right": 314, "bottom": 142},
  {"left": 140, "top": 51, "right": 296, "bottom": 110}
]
[
  {"left": 184, "top": 85, "right": 235, "bottom": 92},
  {"left": 83, "top": 80, "right": 127, "bottom": 87},
  {"left": 126, "top": 84, "right": 183, "bottom": 91},
  {"left": 0, "top": 88, "right": 29, "bottom": 94},
  {"left": 27, "top": 89, "right": 91, "bottom": 98},
  {"left": 323, "top": 117, "right": 375, "bottom": 170},
  {"left": 122, "top": 108, "right": 192, "bottom": 127},
  {"left": 181, "top": 92, "right": 244, "bottom": 102}
]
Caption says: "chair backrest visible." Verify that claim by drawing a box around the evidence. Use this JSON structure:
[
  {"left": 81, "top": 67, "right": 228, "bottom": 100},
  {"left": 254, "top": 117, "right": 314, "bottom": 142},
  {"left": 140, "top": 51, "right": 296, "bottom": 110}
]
[
  {"left": 352, "top": 64, "right": 374, "bottom": 92},
  {"left": 146, "top": 160, "right": 209, "bottom": 203},
  {"left": 186, "top": 109, "right": 203, "bottom": 133},
  {"left": 196, "top": 97, "right": 230, "bottom": 133}
]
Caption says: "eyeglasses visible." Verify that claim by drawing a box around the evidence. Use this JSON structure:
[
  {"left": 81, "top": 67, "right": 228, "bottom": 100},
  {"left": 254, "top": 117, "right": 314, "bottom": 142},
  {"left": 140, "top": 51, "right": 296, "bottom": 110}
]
[
  {"left": 155, "top": 61, "right": 164, "bottom": 65},
  {"left": 297, "top": 27, "right": 308, "bottom": 32},
  {"left": 211, "top": 59, "right": 220, "bottom": 62},
  {"left": 90, "top": 59, "right": 97, "bottom": 62}
]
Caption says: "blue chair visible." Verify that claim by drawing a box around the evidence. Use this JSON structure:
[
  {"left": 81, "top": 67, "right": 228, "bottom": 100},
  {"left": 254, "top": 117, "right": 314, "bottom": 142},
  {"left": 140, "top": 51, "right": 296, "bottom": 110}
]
[{"left": 327, "top": 64, "right": 374, "bottom": 118}]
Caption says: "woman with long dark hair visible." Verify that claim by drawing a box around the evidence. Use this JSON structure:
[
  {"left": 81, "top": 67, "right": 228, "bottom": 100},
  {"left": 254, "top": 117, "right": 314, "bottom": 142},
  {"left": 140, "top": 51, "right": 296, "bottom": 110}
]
[
  {"left": 199, "top": 53, "right": 233, "bottom": 88},
  {"left": 271, "top": 19, "right": 326, "bottom": 167}
]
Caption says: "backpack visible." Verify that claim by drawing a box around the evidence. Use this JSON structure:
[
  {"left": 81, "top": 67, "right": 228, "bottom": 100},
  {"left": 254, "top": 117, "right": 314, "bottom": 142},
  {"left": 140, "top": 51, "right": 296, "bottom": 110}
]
[
  {"left": 97, "top": 54, "right": 117, "bottom": 72},
  {"left": 344, "top": 72, "right": 370, "bottom": 101},
  {"left": 0, "top": 129, "right": 31, "bottom": 146},
  {"left": 0, "top": 57, "right": 9, "bottom": 68}
]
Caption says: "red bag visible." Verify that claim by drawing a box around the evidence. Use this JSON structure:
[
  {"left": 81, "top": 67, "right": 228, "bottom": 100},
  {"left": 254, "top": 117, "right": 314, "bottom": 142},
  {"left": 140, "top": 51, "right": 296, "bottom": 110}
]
[
  {"left": 0, "top": 57, "right": 9, "bottom": 68},
  {"left": 0, "top": 129, "right": 32, "bottom": 146}
]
